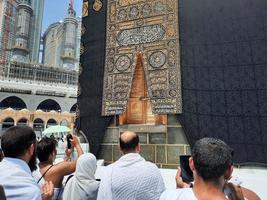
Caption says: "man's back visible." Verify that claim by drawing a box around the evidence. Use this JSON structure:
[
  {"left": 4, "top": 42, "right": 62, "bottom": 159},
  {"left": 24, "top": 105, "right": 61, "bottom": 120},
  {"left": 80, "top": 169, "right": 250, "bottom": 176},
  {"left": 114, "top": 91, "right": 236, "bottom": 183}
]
[
  {"left": 97, "top": 153, "right": 165, "bottom": 200},
  {"left": 0, "top": 158, "right": 41, "bottom": 200}
]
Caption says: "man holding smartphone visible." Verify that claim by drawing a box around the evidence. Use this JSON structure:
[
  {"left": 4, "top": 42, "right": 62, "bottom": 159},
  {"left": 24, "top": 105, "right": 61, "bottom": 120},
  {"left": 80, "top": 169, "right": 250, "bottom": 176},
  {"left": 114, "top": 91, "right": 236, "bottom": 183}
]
[
  {"left": 160, "top": 138, "right": 234, "bottom": 200},
  {"left": 161, "top": 138, "right": 261, "bottom": 200}
]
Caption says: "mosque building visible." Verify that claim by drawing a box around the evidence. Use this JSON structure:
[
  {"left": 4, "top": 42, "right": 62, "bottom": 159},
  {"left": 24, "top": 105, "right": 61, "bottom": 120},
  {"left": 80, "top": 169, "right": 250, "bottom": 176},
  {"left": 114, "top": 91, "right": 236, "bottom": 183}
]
[{"left": 0, "top": 0, "right": 81, "bottom": 136}]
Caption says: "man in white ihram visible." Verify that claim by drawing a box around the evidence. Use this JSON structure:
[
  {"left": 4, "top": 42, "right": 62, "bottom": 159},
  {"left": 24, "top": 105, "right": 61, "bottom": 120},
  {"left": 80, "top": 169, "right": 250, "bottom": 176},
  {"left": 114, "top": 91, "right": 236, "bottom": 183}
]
[
  {"left": 97, "top": 131, "right": 165, "bottom": 200},
  {"left": 0, "top": 126, "right": 53, "bottom": 200}
]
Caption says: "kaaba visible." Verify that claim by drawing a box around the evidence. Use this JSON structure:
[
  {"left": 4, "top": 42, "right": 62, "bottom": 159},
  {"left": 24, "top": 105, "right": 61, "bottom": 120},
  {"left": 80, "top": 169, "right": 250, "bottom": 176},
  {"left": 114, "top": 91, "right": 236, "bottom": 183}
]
[{"left": 77, "top": 0, "right": 267, "bottom": 165}]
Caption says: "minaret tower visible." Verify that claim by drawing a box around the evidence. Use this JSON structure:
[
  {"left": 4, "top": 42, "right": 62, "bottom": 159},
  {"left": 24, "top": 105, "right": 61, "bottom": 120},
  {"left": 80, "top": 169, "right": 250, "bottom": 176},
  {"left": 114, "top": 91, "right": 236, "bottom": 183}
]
[
  {"left": 12, "top": 0, "right": 33, "bottom": 62},
  {"left": 61, "top": 0, "right": 78, "bottom": 70}
]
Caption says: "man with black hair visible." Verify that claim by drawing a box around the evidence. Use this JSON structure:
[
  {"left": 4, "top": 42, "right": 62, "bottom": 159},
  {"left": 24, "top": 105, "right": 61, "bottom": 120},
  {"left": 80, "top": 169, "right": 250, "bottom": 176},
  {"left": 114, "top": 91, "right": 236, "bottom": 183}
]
[
  {"left": 97, "top": 131, "right": 165, "bottom": 200},
  {"left": 160, "top": 137, "right": 234, "bottom": 200},
  {"left": 0, "top": 126, "right": 53, "bottom": 200}
]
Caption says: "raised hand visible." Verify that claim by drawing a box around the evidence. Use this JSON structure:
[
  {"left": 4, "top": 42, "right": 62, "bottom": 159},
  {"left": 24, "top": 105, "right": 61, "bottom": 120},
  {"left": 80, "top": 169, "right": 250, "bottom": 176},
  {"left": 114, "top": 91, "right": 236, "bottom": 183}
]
[
  {"left": 175, "top": 167, "right": 191, "bottom": 188},
  {"left": 41, "top": 181, "right": 54, "bottom": 200}
]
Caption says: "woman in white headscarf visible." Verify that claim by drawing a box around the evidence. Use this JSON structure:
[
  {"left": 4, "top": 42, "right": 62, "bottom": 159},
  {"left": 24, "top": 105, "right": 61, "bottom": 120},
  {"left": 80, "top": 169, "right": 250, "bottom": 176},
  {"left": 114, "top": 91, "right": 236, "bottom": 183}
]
[{"left": 63, "top": 153, "right": 100, "bottom": 200}]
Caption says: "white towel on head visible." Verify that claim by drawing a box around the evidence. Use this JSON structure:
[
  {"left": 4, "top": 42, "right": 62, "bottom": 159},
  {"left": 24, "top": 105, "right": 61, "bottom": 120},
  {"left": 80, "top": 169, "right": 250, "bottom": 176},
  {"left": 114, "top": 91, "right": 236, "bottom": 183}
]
[{"left": 63, "top": 153, "right": 99, "bottom": 200}]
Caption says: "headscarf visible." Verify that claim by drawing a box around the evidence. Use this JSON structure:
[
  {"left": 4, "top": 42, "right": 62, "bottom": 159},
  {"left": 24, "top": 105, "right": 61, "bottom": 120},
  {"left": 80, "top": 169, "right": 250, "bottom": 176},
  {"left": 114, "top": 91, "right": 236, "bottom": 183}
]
[{"left": 63, "top": 153, "right": 100, "bottom": 200}]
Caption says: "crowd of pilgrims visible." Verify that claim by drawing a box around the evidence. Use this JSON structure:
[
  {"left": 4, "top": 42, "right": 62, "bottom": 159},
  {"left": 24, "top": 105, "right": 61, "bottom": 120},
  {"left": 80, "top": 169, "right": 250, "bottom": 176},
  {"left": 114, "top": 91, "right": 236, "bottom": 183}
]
[{"left": 0, "top": 126, "right": 261, "bottom": 200}]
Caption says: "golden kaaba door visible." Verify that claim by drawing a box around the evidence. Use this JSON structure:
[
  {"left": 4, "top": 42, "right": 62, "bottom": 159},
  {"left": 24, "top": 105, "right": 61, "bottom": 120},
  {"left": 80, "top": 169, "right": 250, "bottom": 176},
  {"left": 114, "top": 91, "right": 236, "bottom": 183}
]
[
  {"left": 102, "top": 0, "right": 182, "bottom": 116},
  {"left": 119, "top": 54, "right": 166, "bottom": 125}
]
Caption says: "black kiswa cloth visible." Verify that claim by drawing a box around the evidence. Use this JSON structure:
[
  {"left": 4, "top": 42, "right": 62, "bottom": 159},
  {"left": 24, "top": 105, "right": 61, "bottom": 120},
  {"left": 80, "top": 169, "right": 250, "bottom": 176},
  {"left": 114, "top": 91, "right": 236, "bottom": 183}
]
[
  {"left": 76, "top": 0, "right": 112, "bottom": 156},
  {"left": 179, "top": 0, "right": 267, "bottom": 164}
]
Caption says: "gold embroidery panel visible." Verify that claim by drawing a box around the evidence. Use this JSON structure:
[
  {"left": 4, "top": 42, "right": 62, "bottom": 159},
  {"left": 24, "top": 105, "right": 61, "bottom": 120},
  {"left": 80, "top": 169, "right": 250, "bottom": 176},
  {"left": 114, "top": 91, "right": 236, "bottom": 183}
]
[{"left": 102, "top": 0, "right": 182, "bottom": 116}]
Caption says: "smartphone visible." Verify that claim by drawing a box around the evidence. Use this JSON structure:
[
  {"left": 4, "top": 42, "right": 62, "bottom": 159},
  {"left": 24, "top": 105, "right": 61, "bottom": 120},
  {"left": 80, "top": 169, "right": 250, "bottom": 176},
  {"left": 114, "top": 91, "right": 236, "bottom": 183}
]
[
  {"left": 180, "top": 155, "right": 193, "bottom": 182},
  {"left": 66, "top": 134, "right": 73, "bottom": 149}
]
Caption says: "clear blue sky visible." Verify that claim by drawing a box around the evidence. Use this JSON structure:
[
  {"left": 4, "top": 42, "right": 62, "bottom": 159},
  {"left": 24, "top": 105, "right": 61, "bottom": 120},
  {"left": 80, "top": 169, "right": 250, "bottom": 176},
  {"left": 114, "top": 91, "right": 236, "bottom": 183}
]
[{"left": 42, "top": 0, "right": 82, "bottom": 33}]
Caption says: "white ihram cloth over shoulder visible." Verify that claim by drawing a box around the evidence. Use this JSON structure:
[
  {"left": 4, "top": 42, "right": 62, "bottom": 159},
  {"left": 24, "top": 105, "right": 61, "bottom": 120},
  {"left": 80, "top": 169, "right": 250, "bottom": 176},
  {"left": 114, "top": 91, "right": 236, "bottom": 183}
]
[
  {"left": 97, "top": 153, "right": 165, "bottom": 200},
  {"left": 63, "top": 153, "right": 100, "bottom": 200},
  {"left": 160, "top": 188, "right": 197, "bottom": 200},
  {"left": 0, "top": 157, "right": 41, "bottom": 200}
]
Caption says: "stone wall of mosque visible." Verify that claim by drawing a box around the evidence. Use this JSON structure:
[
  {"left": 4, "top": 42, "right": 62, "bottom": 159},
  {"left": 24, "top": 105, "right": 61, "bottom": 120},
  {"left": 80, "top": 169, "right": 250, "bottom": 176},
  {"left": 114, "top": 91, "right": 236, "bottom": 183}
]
[{"left": 98, "top": 115, "right": 190, "bottom": 168}]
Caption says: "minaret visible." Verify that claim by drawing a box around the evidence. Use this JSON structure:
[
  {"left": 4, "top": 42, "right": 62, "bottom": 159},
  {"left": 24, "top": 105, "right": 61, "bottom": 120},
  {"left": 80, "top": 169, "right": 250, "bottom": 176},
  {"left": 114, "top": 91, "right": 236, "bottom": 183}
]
[
  {"left": 12, "top": 0, "right": 33, "bottom": 63},
  {"left": 61, "top": 0, "right": 78, "bottom": 70}
]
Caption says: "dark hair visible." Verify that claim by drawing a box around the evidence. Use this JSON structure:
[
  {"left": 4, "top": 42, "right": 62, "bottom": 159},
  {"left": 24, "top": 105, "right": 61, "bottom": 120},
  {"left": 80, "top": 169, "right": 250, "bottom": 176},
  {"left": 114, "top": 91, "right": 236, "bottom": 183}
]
[
  {"left": 1, "top": 126, "right": 36, "bottom": 158},
  {"left": 37, "top": 137, "right": 57, "bottom": 162},
  {"left": 0, "top": 149, "right": 3, "bottom": 161},
  {"left": 119, "top": 133, "right": 139, "bottom": 152},
  {"left": 192, "top": 137, "right": 233, "bottom": 181}
]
